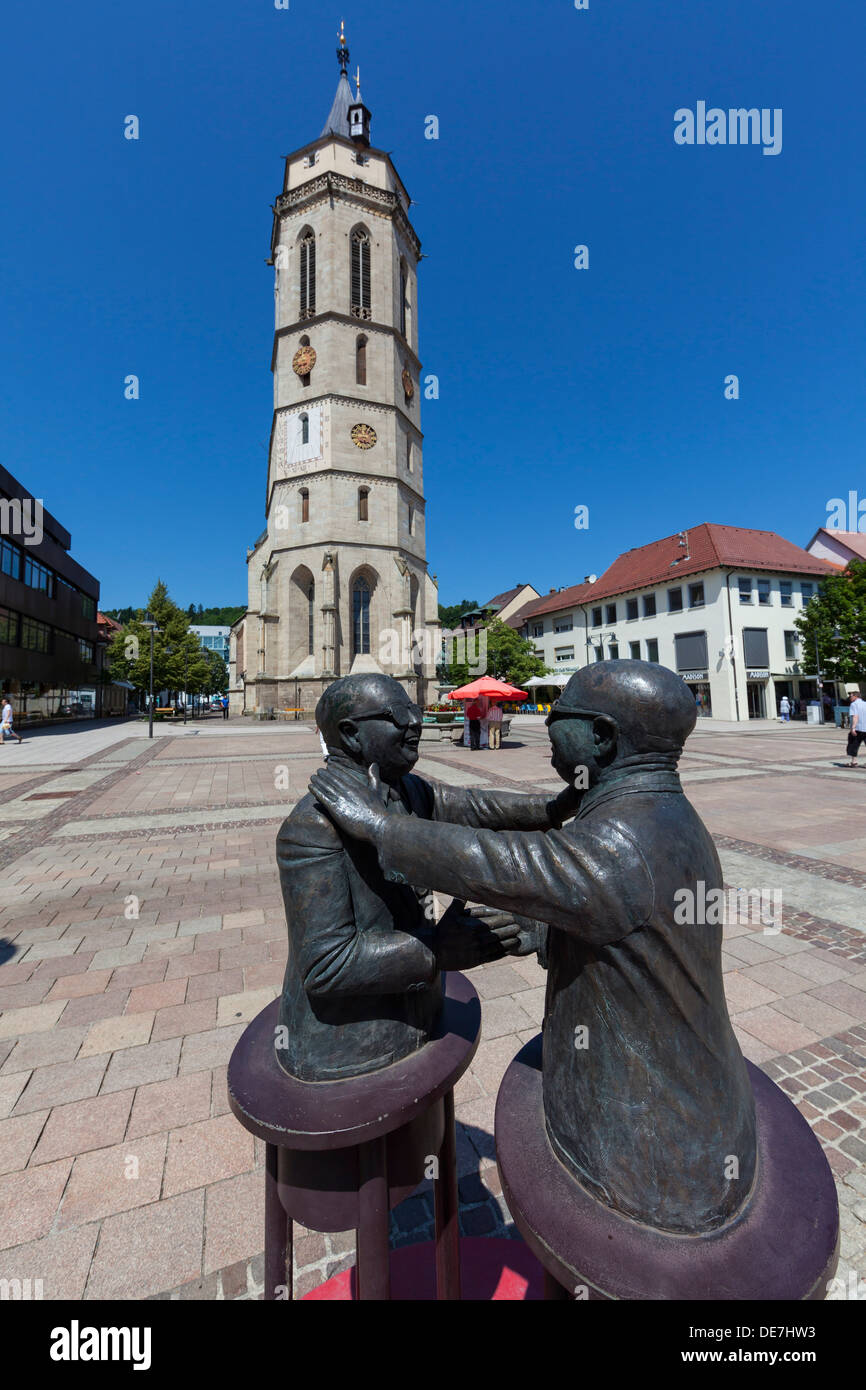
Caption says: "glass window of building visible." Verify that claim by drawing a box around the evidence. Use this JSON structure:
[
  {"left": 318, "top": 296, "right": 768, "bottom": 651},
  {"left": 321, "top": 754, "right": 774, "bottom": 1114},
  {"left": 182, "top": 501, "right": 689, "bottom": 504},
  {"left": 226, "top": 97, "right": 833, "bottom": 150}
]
[
  {"left": 643, "top": 593, "right": 656, "bottom": 618},
  {"left": 352, "top": 576, "right": 371, "bottom": 656},
  {"left": 629, "top": 641, "right": 640, "bottom": 658},
  {"left": 667, "top": 588, "right": 683, "bottom": 613},
  {"left": 800, "top": 582, "right": 814, "bottom": 603},
  {"left": 21, "top": 616, "right": 51, "bottom": 652},
  {"left": 757, "top": 579, "right": 771, "bottom": 606},
  {"left": 779, "top": 581, "right": 793, "bottom": 607},
  {"left": 0, "top": 538, "right": 20, "bottom": 580},
  {"left": 738, "top": 577, "right": 752, "bottom": 604},
  {"left": 23, "top": 556, "right": 54, "bottom": 596},
  {"left": 688, "top": 582, "right": 704, "bottom": 608},
  {"left": 784, "top": 631, "right": 799, "bottom": 660},
  {"left": 591, "top": 607, "right": 602, "bottom": 627},
  {"left": 605, "top": 603, "right": 617, "bottom": 624},
  {"left": 0, "top": 606, "right": 18, "bottom": 645},
  {"left": 646, "top": 638, "right": 659, "bottom": 663},
  {"left": 609, "top": 643, "right": 619, "bottom": 659},
  {"left": 82, "top": 595, "right": 96, "bottom": 621},
  {"left": 674, "top": 631, "right": 709, "bottom": 672},
  {"left": 626, "top": 598, "right": 638, "bottom": 620}
]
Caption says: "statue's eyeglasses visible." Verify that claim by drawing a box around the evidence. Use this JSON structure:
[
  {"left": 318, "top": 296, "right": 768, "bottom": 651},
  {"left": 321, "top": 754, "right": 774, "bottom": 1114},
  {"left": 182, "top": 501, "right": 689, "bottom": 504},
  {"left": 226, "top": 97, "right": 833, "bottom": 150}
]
[
  {"left": 545, "top": 707, "right": 618, "bottom": 735},
  {"left": 352, "top": 705, "right": 422, "bottom": 730}
]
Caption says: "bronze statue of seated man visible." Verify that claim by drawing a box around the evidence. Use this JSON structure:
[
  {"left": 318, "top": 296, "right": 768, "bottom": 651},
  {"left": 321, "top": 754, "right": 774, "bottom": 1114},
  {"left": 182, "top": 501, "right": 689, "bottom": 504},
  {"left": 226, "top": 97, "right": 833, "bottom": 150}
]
[
  {"left": 309, "top": 662, "right": 758, "bottom": 1234},
  {"left": 276, "top": 673, "right": 580, "bottom": 1082}
]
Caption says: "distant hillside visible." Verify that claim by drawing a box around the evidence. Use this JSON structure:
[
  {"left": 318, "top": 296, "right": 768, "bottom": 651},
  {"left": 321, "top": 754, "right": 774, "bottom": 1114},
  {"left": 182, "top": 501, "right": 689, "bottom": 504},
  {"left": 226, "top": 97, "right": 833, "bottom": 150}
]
[{"left": 102, "top": 604, "right": 246, "bottom": 627}]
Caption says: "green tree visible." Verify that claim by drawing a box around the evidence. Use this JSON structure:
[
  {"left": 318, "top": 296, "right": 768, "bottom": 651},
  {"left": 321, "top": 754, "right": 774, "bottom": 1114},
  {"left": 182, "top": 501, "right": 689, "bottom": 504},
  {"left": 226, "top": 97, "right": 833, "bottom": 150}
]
[
  {"left": 108, "top": 580, "right": 208, "bottom": 707},
  {"left": 441, "top": 617, "right": 547, "bottom": 689},
  {"left": 438, "top": 598, "right": 480, "bottom": 630},
  {"left": 201, "top": 648, "right": 228, "bottom": 695},
  {"left": 794, "top": 561, "right": 866, "bottom": 686}
]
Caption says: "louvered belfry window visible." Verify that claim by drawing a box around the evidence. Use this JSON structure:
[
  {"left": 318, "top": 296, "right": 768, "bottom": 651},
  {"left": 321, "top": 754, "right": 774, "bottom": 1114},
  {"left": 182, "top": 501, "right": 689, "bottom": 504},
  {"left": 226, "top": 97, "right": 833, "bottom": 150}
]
[
  {"left": 351, "top": 230, "right": 371, "bottom": 320},
  {"left": 299, "top": 233, "right": 316, "bottom": 320}
]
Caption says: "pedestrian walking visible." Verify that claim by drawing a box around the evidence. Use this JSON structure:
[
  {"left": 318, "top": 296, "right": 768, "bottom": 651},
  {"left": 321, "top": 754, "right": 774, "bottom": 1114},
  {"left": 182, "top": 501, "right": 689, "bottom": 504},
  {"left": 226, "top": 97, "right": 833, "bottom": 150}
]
[
  {"left": 221, "top": 695, "right": 229, "bottom": 721},
  {"left": 487, "top": 699, "right": 504, "bottom": 750},
  {"left": 0, "top": 699, "right": 23, "bottom": 744},
  {"left": 779, "top": 695, "right": 790, "bottom": 722},
  {"left": 845, "top": 690, "right": 866, "bottom": 767}
]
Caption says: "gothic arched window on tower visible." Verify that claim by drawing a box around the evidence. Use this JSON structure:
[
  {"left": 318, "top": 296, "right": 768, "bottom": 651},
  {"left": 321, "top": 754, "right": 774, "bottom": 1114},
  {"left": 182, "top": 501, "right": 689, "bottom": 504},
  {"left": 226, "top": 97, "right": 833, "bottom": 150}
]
[
  {"left": 406, "top": 438, "right": 413, "bottom": 472},
  {"left": 299, "top": 231, "right": 316, "bottom": 320},
  {"left": 356, "top": 335, "right": 367, "bottom": 386},
  {"left": 351, "top": 229, "right": 371, "bottom": 320},
  {"left": 300, "top": 413, "right": 310, "bottom": 446},
  {"left": 300, "top": 488, "right": 310, "bottom": 524},
  {"left": 353, "top": 576, "right": 371, "bottom": 655},
  {"left": 307, "top": 580, "right": 315, "bottom": 655},
  {"left": 358, "top": 487, "right": 369, "bottom": 522}
]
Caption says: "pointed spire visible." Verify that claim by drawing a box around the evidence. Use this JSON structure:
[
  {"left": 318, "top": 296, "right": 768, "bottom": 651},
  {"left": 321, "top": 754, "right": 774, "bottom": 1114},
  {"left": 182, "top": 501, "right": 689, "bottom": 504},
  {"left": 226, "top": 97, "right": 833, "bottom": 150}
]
[{"left": 321, "top": 23, "right": 371, "bottom": 146}]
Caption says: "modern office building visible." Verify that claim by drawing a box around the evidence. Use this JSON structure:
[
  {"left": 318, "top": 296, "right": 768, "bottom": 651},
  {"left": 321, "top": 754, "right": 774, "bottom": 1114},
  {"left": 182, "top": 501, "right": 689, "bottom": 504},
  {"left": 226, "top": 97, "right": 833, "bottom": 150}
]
[
  {"left": 0, "top": 464, "right": 102, "bottom": 720},
  {"left": 190, "top": 626, "right": 230, "bottom": 664}
]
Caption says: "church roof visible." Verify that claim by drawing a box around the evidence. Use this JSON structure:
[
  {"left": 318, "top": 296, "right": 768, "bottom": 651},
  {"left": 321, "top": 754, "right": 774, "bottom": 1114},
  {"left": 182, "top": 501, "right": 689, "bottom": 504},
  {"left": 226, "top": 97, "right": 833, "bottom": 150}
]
[{"left": 321, "top": 73, "right": 355, "bottom": 139}]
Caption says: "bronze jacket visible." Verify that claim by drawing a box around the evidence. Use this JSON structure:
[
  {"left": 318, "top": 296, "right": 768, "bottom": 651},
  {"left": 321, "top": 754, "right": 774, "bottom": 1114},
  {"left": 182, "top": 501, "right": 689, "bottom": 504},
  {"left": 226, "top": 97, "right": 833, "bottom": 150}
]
[
  {"left": 276, "top": 758, "right": 555, "bottom": 1082},
  {"left": 379, "top": 768, "right": 757, "bottom": 1233}
]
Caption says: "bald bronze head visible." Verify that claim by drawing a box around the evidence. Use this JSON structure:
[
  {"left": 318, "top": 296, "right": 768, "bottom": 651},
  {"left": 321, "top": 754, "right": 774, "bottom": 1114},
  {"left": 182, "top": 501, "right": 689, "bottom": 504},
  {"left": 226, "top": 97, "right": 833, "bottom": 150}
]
[{"left": 546, "top": 660, "right": 696, "bottom": 788}]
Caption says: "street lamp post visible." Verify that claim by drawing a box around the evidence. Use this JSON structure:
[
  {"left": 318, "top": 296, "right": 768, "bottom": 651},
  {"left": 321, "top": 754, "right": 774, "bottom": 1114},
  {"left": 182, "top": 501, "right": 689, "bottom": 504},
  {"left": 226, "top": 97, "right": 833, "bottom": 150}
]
[
  {"left": 813, "top": 631, "right": 824, "bottom": 723},
  {"left": 142, "top": 619, "right": 159, "bottom": 739}
]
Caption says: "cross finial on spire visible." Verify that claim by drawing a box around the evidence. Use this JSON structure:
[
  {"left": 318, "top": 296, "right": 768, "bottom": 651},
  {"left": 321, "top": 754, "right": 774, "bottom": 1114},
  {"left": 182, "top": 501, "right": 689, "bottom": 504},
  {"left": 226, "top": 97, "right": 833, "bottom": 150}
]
[
  {"left": 355, "top": 66, "right": 362, "bottom": 99},
  {"left": 337, "top": 20, "right": 350, "bottom": 75}
]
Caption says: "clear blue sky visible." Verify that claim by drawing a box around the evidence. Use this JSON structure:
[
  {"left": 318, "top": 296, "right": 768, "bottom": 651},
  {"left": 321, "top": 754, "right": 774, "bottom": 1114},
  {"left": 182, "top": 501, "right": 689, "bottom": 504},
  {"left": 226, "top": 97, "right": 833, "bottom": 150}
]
[{"left": 1, "top": 0, "right": 863, "bottom": 612}]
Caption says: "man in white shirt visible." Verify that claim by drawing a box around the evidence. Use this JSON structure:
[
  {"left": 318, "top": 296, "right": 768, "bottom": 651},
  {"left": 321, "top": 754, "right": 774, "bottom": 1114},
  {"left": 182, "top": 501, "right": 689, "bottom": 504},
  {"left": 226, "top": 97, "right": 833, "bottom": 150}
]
[
  {"left": 1, "top": 700, "right": 23, "bottom": 745},
  {"left": 847, "top": 691, "right": 866, "bottom": 767}
]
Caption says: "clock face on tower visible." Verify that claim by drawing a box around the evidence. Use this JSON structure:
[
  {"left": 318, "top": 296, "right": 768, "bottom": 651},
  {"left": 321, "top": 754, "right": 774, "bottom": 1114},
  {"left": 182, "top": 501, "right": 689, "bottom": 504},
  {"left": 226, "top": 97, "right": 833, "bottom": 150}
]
[
  {"left": 292, "top": 345, "right": 317, "bottom": 377},
  {"left": 351, "top": 423, "right": 377, "bottom": 450},
  {"left": 402, "top": 367, "right": 414, "bottom": 400}
]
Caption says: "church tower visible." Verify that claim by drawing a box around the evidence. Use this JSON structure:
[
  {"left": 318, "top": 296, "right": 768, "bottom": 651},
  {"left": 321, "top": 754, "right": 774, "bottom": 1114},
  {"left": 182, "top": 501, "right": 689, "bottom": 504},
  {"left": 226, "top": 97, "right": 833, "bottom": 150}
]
[{"left": 230, "top": 25, "right": 441, "bottom": 715}]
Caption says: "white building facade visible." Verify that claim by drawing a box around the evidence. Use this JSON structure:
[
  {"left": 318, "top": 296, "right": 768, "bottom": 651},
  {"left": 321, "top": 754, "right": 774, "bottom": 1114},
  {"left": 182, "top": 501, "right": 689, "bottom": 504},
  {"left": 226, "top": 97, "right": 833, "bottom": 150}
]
[{"left": 512, "top": 526, "right": 838, "bottom": 721}]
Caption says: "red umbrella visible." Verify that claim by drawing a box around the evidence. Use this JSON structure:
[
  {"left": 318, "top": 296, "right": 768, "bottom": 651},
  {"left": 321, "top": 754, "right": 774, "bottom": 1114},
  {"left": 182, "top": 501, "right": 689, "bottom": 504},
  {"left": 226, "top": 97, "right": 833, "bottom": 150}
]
[{"left": 448, "top": 677, "right": 528, "bottom": 702}]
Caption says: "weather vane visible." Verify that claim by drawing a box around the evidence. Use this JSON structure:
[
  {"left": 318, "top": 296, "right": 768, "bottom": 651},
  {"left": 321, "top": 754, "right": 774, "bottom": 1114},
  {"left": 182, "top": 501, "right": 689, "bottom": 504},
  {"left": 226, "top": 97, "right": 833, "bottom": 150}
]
[
  {"left": 355, "top": 65, "right": 362, "bottom": 99},
  {"left": 337, "top": 20, "right": 350, "bottom": 76}
]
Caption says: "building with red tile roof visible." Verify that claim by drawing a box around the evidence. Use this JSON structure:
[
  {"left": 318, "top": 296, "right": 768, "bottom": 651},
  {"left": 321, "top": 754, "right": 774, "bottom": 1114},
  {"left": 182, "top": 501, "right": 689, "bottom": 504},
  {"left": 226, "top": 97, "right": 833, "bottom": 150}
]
[
  {"left": 508, "top": 524, "right": 840, "bottom": 722},
  {"left": 806, "top": 528, "right": 866, "bottom": 568}
]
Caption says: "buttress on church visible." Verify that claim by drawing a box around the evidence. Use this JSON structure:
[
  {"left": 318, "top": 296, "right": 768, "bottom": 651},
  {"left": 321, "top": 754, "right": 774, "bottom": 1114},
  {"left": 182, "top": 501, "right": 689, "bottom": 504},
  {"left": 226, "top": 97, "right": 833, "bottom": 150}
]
[{"left": 229, "top": 30, "right": 442, "bottom": 716}]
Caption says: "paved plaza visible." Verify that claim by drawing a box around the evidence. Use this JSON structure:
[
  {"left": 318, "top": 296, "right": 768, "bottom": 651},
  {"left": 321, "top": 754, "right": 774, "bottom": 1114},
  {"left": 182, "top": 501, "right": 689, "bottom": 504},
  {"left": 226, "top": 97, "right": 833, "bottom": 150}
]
[{"left": 0, "top": 713, "right": 864, "bottom": 1300}]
